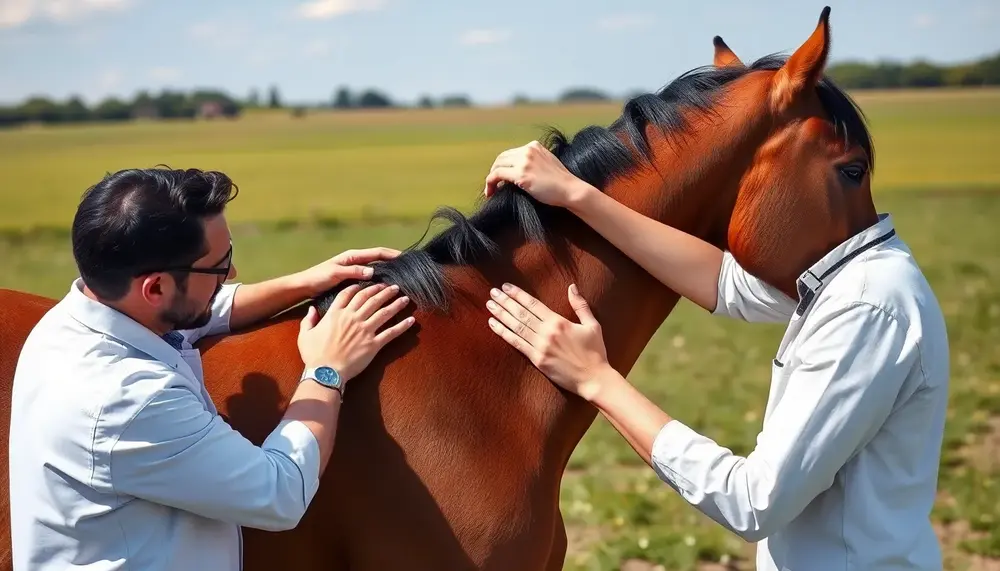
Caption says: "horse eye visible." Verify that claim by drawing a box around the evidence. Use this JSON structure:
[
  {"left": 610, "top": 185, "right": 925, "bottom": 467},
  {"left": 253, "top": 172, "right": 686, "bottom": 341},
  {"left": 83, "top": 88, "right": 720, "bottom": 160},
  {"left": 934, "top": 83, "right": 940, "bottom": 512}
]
[{"left": 839, "top": 164, "right": 866, "bottom": 184}]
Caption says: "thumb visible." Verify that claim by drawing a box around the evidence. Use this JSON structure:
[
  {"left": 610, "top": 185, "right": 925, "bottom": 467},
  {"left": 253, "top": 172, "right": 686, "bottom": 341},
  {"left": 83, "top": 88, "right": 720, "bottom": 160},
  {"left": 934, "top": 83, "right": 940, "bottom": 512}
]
[
  {"left": 568, "top": 284, "right": 597, "bottom": 326},
  {"left": 299, "top": 305, "right": 319, "bottom": 334}
]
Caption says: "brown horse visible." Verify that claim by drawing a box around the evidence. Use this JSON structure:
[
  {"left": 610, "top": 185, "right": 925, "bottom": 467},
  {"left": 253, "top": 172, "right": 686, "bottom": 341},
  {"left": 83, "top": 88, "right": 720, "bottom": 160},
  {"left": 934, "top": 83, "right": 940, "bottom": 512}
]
[{"left": 2, "top": 7, "right": 877, "bottom": 570}]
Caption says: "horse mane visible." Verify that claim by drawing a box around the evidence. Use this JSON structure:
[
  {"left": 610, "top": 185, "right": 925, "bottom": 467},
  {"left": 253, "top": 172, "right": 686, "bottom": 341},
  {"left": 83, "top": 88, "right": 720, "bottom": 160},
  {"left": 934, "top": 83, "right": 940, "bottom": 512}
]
[{"left": 315, "top": 54, "right": 873, "bottom": 314}]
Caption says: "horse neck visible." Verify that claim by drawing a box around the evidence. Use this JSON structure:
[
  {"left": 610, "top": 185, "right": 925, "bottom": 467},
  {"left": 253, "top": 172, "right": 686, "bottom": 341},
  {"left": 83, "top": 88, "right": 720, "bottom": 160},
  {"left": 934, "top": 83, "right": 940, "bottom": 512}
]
[{"left": 511, "top": 97, "right": 772, "bottom": 467}]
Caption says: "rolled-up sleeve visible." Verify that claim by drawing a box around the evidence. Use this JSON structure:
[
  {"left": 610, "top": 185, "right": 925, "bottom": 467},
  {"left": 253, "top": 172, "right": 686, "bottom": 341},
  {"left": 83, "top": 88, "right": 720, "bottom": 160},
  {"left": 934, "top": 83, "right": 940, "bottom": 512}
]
[
  {"left": 104, "top": 372, "right": 321, "bottom": 532},
  {"left": 650, "top": 302, "right": 913, "bottom": 542},
  {"left": 714, "top": 251, "right": 796, "bottom": 323}
]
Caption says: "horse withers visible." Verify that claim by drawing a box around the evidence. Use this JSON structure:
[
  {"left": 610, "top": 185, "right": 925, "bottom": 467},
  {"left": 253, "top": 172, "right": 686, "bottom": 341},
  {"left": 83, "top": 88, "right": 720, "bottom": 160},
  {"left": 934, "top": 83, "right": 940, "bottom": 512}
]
[{"left": 2, "top": 8, "right": 879, "bottom": 569}]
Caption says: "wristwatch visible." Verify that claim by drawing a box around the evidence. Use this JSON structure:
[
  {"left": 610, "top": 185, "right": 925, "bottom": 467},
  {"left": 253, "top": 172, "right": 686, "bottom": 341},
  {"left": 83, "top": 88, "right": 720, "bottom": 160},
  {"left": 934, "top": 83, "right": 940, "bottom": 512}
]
[{"left": 300, "top": 366, "right": 345, "bottom": 397}]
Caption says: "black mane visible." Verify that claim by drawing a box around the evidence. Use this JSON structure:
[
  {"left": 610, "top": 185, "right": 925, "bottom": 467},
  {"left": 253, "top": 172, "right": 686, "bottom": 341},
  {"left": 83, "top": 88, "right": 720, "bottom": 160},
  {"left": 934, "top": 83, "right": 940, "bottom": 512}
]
[{"left": 315, "top": 54, "right": 873, "bottom": 314}]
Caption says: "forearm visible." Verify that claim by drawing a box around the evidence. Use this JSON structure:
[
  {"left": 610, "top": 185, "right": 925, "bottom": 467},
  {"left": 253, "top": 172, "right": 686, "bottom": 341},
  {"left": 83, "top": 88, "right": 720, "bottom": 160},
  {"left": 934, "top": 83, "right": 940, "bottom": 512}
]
[
  {"left": 567, "top": 183, "right": 723, "bottom": 311},
  {"left": 282, "top": 380, "right": 342, "bottom": 475},
  {"left": 230, "top": 273, "right": 313, "bottom": 330},
  {"left": 585, "top": 366, "right": 674, "bottom": 466},
  {"left": 585, "top": 369, "right": 769, "bottom": 540}
]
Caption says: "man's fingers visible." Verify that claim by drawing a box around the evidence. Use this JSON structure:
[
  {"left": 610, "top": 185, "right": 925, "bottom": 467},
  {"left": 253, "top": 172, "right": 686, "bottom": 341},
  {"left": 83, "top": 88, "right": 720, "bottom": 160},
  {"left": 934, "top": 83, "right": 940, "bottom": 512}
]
[
  {"left": 367, "top": 296, "right": 411, "bottom": 329},
  {"left": 374, "top": 315, "right": 416, "bottom": 346},
  {"left": 299, "top": 305, "right": 318, "bottom": 334},
  {"left": 332, "top": 284, "right": 362, "bottom": 309},
  {"left": 347, "top": 283, "right": 389, "bottom": 311},
  {"left": 358, "top": 284, "right": 402, "bottom": 320}
]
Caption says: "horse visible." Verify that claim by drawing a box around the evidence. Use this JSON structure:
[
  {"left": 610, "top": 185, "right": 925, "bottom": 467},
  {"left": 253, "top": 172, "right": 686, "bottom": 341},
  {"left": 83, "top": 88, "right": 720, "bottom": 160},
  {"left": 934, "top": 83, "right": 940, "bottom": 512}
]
[{"left": 2, "top": 7, "right": 878, "bottom": 569}]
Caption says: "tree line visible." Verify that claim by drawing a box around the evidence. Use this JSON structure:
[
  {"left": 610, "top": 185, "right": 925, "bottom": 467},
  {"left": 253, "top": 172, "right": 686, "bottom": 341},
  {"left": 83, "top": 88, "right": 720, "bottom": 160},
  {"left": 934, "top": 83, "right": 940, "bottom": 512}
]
[
  {"left": 2, "top": 51, "right": 997, "bottom": 129},
  {"left": 826, "top": 51, "right": 1000, "bottom": 89}
]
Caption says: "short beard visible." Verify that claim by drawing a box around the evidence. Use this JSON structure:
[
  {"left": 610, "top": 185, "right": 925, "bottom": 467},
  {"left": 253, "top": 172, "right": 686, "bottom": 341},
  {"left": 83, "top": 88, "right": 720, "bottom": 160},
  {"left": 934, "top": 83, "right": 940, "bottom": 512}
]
[{"left": 160, "top": 280, "right": 221, "bottom": 331}]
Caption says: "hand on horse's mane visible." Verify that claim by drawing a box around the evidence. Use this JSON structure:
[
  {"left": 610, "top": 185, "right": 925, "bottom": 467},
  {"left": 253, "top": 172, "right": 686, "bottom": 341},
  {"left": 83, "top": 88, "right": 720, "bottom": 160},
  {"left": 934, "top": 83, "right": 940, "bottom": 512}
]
[{"left": 484, "top": 140, "right": 596, "bottom": 209}]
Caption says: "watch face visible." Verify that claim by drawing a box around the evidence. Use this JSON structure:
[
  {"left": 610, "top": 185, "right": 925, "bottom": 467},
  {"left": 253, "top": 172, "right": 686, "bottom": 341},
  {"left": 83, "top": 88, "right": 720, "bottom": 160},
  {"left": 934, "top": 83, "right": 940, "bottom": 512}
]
[{"left": 315, "top": 366, "right": 340, "bottom": 387}]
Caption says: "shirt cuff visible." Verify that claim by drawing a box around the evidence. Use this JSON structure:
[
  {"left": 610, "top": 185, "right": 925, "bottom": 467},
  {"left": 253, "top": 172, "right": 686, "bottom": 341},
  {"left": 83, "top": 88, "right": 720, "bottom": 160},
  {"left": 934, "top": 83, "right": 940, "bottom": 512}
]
[
  {"left": 650, "top": 419, "right": 708, "bottom": 494},
  {"left": 262, "top": 419, "right": 322, "bottom": 506}
]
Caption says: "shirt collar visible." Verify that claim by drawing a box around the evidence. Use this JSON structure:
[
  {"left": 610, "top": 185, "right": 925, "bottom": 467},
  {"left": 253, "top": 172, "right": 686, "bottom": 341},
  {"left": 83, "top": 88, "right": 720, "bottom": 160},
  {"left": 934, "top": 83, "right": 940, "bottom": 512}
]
[
  {"left": 64, "top": 278, "right": 184, "bottom": 369},
  {"left": 794, "top": 213, "right": 897, "bottom": 317}
]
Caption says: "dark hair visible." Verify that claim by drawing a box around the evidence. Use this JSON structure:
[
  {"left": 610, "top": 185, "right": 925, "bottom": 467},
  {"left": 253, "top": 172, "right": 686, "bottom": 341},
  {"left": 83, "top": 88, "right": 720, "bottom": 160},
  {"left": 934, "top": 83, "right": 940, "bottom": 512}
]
[
  {"left": 315, "top": 54, "right": 873, "bottom": 314},
  {"left": 71, "top": 166, "right": 238, "bottom": 300}
]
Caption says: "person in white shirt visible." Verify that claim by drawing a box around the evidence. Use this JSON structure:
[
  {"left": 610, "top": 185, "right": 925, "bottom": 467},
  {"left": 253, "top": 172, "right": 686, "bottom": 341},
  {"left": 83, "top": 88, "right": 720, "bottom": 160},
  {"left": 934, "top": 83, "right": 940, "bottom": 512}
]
[
  {"left": 9, "top": 167, "right": 415, "bottom": 571},
  {"left": 478, "top": 142, "right": 950, "bottom": 570}
]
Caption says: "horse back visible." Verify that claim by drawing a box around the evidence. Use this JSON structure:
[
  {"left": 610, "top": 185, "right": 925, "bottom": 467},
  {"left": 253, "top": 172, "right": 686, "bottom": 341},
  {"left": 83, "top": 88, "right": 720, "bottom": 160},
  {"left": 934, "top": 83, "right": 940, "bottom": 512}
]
[{"left": 0, "top": 289, "right": 59, "bottom": 570}]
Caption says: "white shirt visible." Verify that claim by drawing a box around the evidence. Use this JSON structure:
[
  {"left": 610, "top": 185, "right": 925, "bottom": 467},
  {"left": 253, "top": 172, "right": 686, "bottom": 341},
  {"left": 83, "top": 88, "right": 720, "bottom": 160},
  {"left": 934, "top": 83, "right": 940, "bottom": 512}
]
[
  {"left": 9, "top": 279, "right": 321, "bottom": 571},
  {"left": 650, "top": 214, "right": 949, "bottom": 570}
]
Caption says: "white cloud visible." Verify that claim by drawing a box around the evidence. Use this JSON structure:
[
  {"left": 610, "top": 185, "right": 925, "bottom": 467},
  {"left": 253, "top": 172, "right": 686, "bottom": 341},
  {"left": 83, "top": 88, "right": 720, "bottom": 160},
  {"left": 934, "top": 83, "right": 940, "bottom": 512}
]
[
  {"left": 597, "top": 13, "right": 654, "bottom": 32},
  {"left": 459, "top": 29, "right": 510, "bottom": 46},
  {"left": 295, "top": 0, "right": 384, "bottom": 20},
  {"left": 0, "top": 0, "right": 33, "bottom": 28},
  {"left": 0, "top": 0, "right": 131, "bottom": 28},
  {"left": 912, "top": 13, "right": 935, "bottom": 29},
  {"left": 148, "top": 67, "right": 181, "bottom": 82}
]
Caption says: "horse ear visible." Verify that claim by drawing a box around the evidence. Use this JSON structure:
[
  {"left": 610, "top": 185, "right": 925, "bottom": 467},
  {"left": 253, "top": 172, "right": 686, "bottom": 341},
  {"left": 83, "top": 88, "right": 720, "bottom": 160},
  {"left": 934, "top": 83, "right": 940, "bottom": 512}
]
[
  {"left": 712, "top": 35, "right": 743, "bottom": 67},
  {"left": 771, "top": 6, "right": 831, "bottom": 112}
]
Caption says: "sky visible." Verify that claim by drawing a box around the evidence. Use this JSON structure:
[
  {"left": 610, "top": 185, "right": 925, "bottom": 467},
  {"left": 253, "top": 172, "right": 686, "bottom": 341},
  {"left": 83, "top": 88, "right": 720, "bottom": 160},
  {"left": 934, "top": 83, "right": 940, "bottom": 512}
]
[{"left": 1, "top": 0, "right": 997, "bottom": 106}]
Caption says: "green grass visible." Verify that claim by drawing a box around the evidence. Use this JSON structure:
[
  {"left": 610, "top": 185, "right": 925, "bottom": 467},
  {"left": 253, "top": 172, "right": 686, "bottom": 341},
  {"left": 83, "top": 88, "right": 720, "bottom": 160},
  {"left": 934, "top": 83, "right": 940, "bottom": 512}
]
[
  {"left": 3, "top": 190, "right": 999, "bottom": 570},
  {"left": 1, "top": 89, "right": 999, "bottom": 569},
  {"left": 0, "top": 88, "right": 998, "bottom": 231}
]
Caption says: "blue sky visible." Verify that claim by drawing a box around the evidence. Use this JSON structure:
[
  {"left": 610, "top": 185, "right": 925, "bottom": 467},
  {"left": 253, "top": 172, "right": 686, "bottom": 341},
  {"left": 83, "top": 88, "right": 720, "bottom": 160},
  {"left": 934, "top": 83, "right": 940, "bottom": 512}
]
[{"left": 1, "top": 0, "right": 997, "bottom": 106}]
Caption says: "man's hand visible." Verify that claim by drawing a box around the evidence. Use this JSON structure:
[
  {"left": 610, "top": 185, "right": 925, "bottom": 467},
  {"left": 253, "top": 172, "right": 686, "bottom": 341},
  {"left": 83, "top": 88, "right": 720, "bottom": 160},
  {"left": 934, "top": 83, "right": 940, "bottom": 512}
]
[
  {"left": 295, "top": 247, "right": 402, "bottom": 298},
  {"left": 298, "top": 283, "right": 414, "bottom": 383}
]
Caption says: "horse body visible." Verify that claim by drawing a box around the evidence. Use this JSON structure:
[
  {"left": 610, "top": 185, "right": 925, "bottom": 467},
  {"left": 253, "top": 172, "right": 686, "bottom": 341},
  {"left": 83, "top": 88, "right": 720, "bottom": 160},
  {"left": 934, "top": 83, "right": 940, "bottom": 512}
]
[
  {"left": 200, "top": 230, "right": 686, "bottom": 569},
  {"left": 2, "top": 9, "right": 879, "bottom": 569}
]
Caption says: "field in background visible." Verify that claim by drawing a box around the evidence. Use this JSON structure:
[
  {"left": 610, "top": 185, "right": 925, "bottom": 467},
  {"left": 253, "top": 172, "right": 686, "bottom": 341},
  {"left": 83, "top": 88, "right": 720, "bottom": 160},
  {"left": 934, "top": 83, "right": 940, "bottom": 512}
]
[
  {"left": 0, "top": 88, "right": 998, "bottom": 231},
  {"left": 1, "top": 88, "right": 999, "bottom": 570}
]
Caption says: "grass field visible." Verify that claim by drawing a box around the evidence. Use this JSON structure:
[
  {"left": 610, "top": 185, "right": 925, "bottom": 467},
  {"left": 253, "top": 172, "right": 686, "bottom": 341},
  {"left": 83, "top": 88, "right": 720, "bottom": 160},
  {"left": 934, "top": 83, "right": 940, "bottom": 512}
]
[
  {"left": 1, "top": 88, "right": 999, "bottom": 570},
  {"left": 0, "top": 88, "right": 998, "bottom": 231}
]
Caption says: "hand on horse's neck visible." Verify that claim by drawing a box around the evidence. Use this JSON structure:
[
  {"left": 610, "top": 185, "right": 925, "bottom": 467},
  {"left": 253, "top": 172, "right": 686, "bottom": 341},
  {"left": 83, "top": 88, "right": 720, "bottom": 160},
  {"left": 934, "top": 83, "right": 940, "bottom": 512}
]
[{"left": 567, "top": 108, "right": 773, "bottom": 375}]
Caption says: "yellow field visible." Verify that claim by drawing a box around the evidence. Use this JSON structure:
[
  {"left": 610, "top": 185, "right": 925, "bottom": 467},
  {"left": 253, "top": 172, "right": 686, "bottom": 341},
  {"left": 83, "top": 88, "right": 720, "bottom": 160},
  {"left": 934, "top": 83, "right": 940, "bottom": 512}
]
[{"left": 0, "top": 88, "right": 997, "bottom": 232}]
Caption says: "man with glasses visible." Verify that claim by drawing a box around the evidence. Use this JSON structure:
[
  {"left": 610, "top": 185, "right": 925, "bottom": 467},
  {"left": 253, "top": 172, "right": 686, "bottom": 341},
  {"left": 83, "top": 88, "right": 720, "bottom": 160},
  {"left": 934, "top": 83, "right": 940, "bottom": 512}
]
[{"left": 8, "top": 167, "right": 415, "bottom": 571}]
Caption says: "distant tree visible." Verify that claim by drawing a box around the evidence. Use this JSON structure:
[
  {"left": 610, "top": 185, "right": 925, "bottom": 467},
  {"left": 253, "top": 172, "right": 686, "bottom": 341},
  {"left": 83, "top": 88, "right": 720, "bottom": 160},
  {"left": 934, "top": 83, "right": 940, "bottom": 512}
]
[
  {"left": 93, "top": 97, "right": 132, "bottom": 121},
  {"left": 439, "top": 94, "right": 471, "bottom": 107},
  {"left": 901, "top": 61, "right": 945, "bottom": 87},
  {"left": 333, "top": 86, "right": 353, "bottom": 109},
  {"left": 190, "top": 89, "right": 242, "bottom": 117},
  {"left": 155, "top": 90, "right": 196, "bottom": 118},
  {"left": 268, "top": 85, "right": 282, "bottom": 108},
  {"left": 511, "top": 94, "right": 532, "bottom": 106},
  {"left": 558, "top": 88, "right": 609, "bottom": 103},
  {"left": 247, "top": 88, "right": 260, "bottom": 107},
  {"left": 356, "top": 89, "right": 393, "bottom": 108},
  {"left": 63, "top": 95, "right": 90, "bottom": 122},
  {"left": 0, "top": 106, "right": 27, "bottom": 127},
  {"left": 131, "top": 90, "right": 158, "bottom": 119},
  {"left": 417, "top": 95, "right": 434, "bottom": 108},
  {"left": 18, "top": 97, "right": 63, "bottom": 123}
]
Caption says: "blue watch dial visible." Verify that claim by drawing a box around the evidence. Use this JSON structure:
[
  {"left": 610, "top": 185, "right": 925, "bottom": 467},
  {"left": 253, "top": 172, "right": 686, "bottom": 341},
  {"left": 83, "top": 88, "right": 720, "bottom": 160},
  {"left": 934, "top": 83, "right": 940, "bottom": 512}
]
[{"left": 314, "top": 366, "right": 340, "bottom": 387}]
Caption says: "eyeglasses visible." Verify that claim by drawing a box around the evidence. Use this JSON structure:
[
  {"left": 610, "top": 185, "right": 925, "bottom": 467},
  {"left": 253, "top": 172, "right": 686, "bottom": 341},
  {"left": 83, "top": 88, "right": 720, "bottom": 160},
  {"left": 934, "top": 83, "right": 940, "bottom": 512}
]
[{"left": 157, "top": 242, "right": 233, "bottom": 277}]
